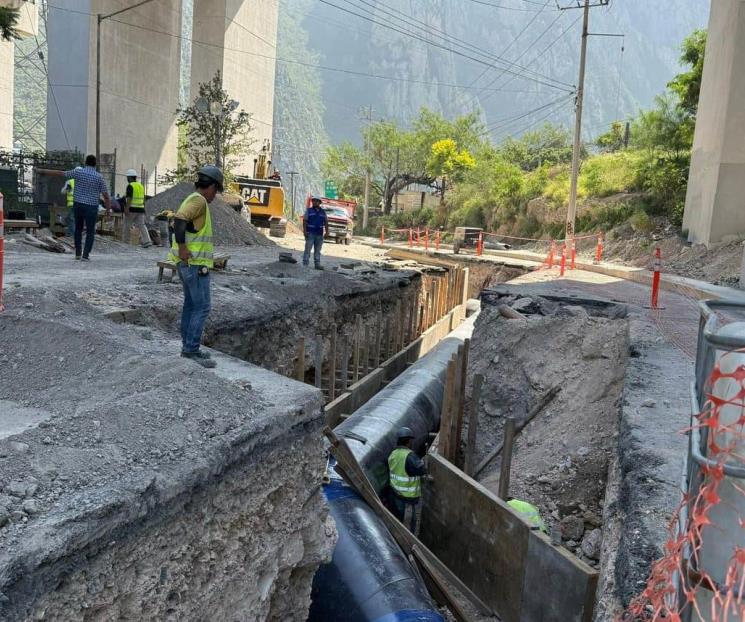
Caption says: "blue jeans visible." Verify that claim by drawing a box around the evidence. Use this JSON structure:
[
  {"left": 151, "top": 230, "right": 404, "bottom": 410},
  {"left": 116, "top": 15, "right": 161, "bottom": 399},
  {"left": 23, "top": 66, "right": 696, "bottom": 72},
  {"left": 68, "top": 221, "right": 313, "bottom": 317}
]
[
  {"left": 177, "top": 264, "right": 211, "bottom": 353},
  {"left": 390, "top": 493, "right": 419, "bottom": 533},
  {"left": 73, "top": 202, "right": 98, "bottom": 258},
  {"left": 303, "top": 233, "right": 324, "bottom": 266}
]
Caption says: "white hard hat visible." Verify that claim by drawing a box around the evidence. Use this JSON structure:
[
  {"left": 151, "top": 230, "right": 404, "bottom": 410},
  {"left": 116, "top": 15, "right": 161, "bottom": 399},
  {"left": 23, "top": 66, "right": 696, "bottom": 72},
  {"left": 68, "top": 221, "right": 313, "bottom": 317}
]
[{"left": 126, "top": 169, "right": 138, "bottom": 178}]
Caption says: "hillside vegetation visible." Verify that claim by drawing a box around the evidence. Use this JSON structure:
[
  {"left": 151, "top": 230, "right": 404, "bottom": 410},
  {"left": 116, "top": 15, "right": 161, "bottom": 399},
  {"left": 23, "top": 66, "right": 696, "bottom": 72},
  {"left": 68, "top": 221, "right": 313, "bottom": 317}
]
[{"left": 324, "top": 29, "right": 705, "bottom": 243}]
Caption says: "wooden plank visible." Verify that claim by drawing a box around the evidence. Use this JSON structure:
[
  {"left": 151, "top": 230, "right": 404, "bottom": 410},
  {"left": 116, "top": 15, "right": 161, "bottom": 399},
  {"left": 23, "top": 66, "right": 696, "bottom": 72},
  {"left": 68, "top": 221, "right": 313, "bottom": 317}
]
[
  {"left": 353, "top": 314, "right": 362, "bottom": 383},
  {"left": 374, "top": 311, "right": 382, "bottom": 367},
  {"left": 439, "top": 356, "right": 457, "bottom": 459},
  {"left": 362, "top": 323, "right": 371, "bottom": 376},
  {"left": 464, "top": 374, "right": 483, "bottom": 477},
  {"left": 448, "top": 347, "right": 463, "bottom": 463},
  {"left": 329, "top": 325, "right": 337, "bottom": 402},
  {"left": 454, "top": 338, "right": 470, "bottom": 468},
  {"left": 314, "top": 334, "right": 323, "bottom": 389},
  {"left": 340, "top": 335, "right": 349, "bottom": 392},
  {"left": 295, "top": 337, "right": 305, "bottom": 382},
  {"left": 498, "top": 417, "right": 516, "bottom": 500}
]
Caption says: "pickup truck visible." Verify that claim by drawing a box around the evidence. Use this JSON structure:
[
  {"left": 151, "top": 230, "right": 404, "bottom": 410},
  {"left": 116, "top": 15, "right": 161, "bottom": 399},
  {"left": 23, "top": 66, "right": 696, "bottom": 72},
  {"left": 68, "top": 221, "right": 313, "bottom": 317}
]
[{"left": 302, "top": 197, "right": 356, "bottom": 245}]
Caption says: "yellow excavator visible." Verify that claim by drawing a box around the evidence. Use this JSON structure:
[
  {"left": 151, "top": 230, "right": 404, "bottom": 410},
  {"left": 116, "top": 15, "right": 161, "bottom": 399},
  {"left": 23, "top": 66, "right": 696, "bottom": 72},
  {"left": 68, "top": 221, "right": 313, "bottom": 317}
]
[{"left": 230, "top": 140, "right": 287, "bottom": 237}]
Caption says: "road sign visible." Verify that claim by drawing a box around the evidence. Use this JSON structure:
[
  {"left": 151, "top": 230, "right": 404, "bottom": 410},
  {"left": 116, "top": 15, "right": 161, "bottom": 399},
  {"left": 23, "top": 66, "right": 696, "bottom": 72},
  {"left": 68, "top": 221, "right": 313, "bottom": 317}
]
[{"left": 324, "top": 180, "right": 338, "bottom": 199}]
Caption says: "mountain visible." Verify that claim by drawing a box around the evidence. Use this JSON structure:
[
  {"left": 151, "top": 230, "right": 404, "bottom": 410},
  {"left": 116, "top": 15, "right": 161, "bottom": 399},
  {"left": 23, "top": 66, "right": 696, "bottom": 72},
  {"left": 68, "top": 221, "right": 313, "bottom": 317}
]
[{"left": 274, "top": 0, "right": 709, "bottom": 181}]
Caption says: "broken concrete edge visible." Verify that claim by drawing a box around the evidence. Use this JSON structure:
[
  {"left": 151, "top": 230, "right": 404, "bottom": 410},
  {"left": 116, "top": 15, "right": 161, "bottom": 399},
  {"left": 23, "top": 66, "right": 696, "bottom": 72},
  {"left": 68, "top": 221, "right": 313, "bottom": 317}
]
[
  {"left": 0, "top": 353, "right": 325, "bottom": 606},
  {"left": 599, "top": 315, "right": 691, "bottom": 612}
]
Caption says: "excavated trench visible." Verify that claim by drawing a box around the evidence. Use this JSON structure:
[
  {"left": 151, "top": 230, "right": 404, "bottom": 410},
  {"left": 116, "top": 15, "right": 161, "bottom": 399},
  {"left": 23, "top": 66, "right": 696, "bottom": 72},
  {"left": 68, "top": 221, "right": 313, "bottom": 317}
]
[{"left": 466, "top": 288, "right": 630, "bottom": 580}]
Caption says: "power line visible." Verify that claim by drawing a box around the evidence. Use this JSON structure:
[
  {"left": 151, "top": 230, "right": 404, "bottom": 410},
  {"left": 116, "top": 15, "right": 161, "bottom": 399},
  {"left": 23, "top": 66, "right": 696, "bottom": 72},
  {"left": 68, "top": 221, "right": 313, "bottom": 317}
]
[
  {"left": 462, "top": 0, "right": 544, "bottom": 11},
  {"left": 317, "top": 0, "right": 574, "bottom": 91},
  {"left": 348, "top": 0, "right": 569, "bottom": 90},
  {"left": 46, "top": 2, "right": 559, "bottom": 95},
  {"left": 479, "top": 93, "right": 574, "bottom": 136}
]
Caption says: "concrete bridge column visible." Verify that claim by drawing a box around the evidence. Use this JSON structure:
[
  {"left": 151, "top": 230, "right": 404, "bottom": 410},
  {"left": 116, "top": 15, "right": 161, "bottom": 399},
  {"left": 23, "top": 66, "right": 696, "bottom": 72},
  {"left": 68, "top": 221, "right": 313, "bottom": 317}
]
[
  {"left": 190, "top": 0, "right": 278, "bottom": 176},
  {"left": 683, "top": 0, "right": 745, "bottom": 246}
]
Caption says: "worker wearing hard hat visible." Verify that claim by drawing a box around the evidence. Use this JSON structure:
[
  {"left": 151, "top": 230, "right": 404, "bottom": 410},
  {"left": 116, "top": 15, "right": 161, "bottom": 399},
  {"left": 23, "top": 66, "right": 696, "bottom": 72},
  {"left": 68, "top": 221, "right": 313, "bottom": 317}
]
[
  {"left": 124, "top": 169, "right": 152, "bottom": 248},
  {"left": 388, "top": 426, "right": 427, "bottom": 533},
  {"left": 507, "top": 498, "right": 548, "bottom": 534},
  {"left": 167, "top": 165, "right": 223, "bottom": 369}
]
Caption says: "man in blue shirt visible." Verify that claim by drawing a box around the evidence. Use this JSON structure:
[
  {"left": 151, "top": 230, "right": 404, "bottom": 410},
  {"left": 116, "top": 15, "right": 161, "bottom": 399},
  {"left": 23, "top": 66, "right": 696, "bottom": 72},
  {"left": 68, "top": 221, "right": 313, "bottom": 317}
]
[
  {"left": 39, "top": 155, "right": 111, "bottom": 261},
  {"left": 303, "top": 197, "right": 329, "bottom": 270}
]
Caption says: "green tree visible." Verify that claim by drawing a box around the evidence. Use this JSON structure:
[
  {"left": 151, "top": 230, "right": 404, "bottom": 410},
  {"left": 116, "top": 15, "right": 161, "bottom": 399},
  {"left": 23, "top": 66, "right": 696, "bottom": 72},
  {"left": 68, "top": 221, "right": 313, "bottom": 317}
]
[
  {"left": 596, "top": 121, "right": 626, "bottom": 152},
  {"left": 0, "top": 7, "right": 21, "bottom": 42},
  {"left": 500, "top": 123, "right": 573, "bottom": 171},
  {"left": 668, "top": 29, "right": 707, "bottom": 117},
  {"left": 168, "top": 71, "right": 255, "bottom": 182}
]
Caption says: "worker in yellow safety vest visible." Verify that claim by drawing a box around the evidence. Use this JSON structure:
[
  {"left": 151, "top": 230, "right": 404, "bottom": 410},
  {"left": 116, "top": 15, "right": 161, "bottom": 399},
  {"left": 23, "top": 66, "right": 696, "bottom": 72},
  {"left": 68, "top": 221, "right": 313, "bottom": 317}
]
[
  {"left": 61, "top": 173, "right": 77, "bottom": 237},
  {"left": 167, "top": 165, "right": 222, "bottom": 369},
  {"left": 507, "top": 498, "right": 548, "bottom": 533},
  {"left": 124, "top": 169, "right": 152, "bottom": 248},
  {"left": 388, "top": 426, "right": 427, "bottom": 533}
]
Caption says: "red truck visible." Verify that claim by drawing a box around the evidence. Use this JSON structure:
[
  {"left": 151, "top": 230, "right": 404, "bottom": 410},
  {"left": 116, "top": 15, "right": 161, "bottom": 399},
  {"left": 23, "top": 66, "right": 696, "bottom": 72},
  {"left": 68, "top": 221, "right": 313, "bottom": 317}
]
[{"left": 304, "top": 196, "right": 356, "bottom": 245}]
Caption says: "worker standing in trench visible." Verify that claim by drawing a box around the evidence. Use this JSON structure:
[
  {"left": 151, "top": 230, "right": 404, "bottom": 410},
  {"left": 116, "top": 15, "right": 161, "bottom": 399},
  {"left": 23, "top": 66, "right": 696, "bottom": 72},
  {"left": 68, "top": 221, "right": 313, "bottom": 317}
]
[
  {"left": 167, "top": 165, "right": 223, "bottom": 369},
  {"left": 388, "top": 427, "right": 427, "bottom": 533}
]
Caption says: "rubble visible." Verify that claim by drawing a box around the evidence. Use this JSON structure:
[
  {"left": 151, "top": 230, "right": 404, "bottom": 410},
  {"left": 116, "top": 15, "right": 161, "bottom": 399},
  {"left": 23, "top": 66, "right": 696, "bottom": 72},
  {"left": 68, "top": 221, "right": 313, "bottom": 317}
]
[{"left": 467, "top": 288, "right": 629, "bottom": 564}]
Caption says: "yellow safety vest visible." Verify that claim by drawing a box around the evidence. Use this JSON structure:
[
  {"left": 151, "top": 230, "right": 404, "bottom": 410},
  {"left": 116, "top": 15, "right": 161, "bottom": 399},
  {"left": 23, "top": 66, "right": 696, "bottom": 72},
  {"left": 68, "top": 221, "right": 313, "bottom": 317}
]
[
  {"left": 167, "top": 193, "right": 214, "bottom": 269},
  {"left": 66, "top": 179, "right": 75, "bottom": 208},
  {"left": 129, "top": 181, "right": 145, "bottom": 211},
  {"left": 508, "top": 499, "right": 548, "bottom": 533},
  {"left": 388, "top": 447, "right": 421, "bottom": 499}
]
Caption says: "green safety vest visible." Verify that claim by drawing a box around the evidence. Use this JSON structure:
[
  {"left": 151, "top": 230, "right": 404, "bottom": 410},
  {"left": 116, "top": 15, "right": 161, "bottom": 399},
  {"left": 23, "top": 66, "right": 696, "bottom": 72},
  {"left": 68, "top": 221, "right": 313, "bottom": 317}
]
[
  {"left": 66, "top": 179, "right": 75, "bottom": 208},
  {"left": 167, "top": 193, "right": 214, "bottom": 269},
  {"left": 388, "top": 447, "right": 421, "bottom": 499},
  {"left": 508, "top": 499, "right": 548, "bottom": 533},
  {"left": 129, "top": 181, "right": 145, "bottom": 211}
]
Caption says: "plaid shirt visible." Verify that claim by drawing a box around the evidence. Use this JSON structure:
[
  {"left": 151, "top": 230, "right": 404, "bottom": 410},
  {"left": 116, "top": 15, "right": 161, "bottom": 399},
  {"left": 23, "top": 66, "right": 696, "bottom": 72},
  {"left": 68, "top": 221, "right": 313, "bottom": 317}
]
[{"left": 64, "top": 166, "right": 109, "bottom": 207}]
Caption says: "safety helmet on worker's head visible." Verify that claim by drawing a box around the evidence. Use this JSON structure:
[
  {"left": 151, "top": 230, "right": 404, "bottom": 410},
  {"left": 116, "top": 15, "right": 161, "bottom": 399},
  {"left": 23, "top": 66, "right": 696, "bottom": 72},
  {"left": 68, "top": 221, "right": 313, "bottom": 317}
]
[
  {"left": 126, "top": 169, "right": 138, "bottom": 179},
  {"left": 197, "top": 165, "right": 224, "bottom": 192},
  {"left": 311, "top": 196, "right": 323, "bottom": 204},
  {"left": 397, "top": 427, "right": 415, "bottom": 442}
]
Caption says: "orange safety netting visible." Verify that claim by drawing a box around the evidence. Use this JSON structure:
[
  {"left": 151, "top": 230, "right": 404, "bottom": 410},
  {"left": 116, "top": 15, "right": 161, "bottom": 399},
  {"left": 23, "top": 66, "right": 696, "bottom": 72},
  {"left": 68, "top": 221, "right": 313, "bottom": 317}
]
[{"left": 622, "top": 353, "right": 745, "bottom": 622}]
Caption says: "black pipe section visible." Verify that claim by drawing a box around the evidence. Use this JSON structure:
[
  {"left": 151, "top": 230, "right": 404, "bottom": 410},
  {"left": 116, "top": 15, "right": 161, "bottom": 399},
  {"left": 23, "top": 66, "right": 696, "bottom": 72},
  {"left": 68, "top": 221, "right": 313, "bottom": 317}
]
[
  {"left": 334, "top": 331, "right": 470, "bottom": 493},
  {"left": 310, "top": 317, "right": 476, "bottom": 622},
  {"left": 308, "top": 474, "right": 444, "bottom": 622}
]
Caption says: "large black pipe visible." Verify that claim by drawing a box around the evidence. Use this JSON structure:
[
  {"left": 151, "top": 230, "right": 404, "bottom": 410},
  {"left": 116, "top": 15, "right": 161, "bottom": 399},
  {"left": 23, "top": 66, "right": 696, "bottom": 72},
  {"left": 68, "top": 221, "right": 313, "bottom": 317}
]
[{"left": 309, "top": 316, "right": 476, "bottom": 622}]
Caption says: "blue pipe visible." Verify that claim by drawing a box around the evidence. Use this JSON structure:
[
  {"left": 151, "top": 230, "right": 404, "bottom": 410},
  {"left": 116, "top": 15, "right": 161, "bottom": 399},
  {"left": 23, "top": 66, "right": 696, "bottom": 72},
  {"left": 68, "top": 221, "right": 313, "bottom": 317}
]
[{"left": 309, "top": 318, "right": 476, "bottom": 622}]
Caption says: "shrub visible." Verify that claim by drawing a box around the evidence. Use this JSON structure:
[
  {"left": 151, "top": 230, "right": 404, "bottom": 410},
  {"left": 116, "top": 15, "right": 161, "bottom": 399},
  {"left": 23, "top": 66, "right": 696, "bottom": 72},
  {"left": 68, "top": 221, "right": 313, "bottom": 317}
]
[
  {"left": 579, "top": 151, "right": 644, "bottom": 197},
  {"left": 629, "top": 208, "right": 654, "bottom": 232}
]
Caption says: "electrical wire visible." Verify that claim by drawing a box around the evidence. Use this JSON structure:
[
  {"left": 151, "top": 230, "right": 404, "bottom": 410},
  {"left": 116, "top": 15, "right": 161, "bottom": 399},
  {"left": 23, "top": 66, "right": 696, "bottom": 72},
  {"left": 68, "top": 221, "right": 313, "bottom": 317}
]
[
  {"left": 479, "top": 92, "right": 574, "bottom": 136},
  {"left": 347, "top": 0, "right": 569, "bottom": 90},
  {"left": 46, "top": 2, "right": 558, "bottom": 95},
  {"left": 317, "top": 0, "right": 574, "bottom": 91}
]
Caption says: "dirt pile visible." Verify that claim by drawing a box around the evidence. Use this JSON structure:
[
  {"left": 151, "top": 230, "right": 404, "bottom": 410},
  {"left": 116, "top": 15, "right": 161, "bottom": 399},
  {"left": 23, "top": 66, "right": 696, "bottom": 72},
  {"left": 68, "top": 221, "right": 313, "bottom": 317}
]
[
  {"left": 467, "top": 289, "right": 629, "bottom": 568},
  {"left": 147, "top": 182, "right": 275, "bottom": 247}
]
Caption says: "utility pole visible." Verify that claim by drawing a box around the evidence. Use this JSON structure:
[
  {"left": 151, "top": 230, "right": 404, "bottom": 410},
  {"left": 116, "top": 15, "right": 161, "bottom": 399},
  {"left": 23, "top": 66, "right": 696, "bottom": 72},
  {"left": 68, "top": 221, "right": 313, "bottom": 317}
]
[
  {"left": 96, "top": 0, "right": 160, "bottom": 164},
  {"left": 565, "top": 0, "right": 590, "bottom": 242},
  {"left": 560, "top": 0, "right": 613, "bottom": 241},
  {"left": 288, "top": 171, "right": 299, "bottom": 217},
  {"left": 358, "top": 106, "right": 375, "bottom": 229}
]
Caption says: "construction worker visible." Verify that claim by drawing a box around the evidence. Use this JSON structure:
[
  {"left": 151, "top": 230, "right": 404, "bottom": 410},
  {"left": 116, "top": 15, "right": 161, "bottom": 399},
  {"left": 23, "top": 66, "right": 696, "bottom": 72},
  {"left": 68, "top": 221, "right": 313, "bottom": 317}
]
[
  {"left": 167, "top": 165, "right": 223, "bottom": 369},
  {"left": 507, "top": 498, "right": 548, "bottom": 534},
  {"left": 61, "top": 173, "right": 76, "bottom": 237},
  {"left": 302, "top": 196, "right": 329, "bottom": 270},
  {"left": 38, "top": 155, "right": 112, "bottom": 261},
  {"left": 388, "top": 426, "right": 426, "bottom": 533},
  {"left": 124, "top": 169, "right": 152, "bottom": 248}
]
